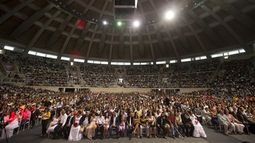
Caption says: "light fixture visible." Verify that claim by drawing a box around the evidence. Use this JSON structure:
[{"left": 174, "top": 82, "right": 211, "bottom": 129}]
[
  {"left": 102, "top": 20, "right": 108, "bottom": 25},
  {"left": 166, "top": 64, "right": 169, "bottom": 68},
  {"left": 4, "top": 45, "right": 14, "bottom": 51},
  {"left": 133, "top": 20, "right": 140, "bottom": 28},
  {"left": 117, "top": 21, "right": 122, "bottom": 27},
  {"left": 164, "top": 10, "right": 175, "bottom": 21}
]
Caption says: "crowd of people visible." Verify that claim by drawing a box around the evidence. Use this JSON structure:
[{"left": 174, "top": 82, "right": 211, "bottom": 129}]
[
  {"left": 1, "top": 52, "right": 68, "bottom": 86},
  {"left": 1, "top": 51, "right": 254, "bottom": 94},
  {"left": 1, "top": 50, "right": 255, "bottom": 141},
  {"left": 0, "top": 84, "right": 255, "bottom": 141}
]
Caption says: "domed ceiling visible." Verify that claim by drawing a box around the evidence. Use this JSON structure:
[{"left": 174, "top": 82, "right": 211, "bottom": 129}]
[{"left": 0, "top": 0, "right": 255, "bottom": 61}]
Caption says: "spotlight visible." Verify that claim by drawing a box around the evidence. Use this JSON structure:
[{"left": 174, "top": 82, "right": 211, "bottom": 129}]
[
  {"left": 103, "top": 20, "right": 108, "bottom": 25},
  {"left": 133, "top": 20, "right": 140, "bottom": 28},
  {"left": 117, "top": 21, "right": 122, "bottom": 27},
  {"left": 164, "top": 10, "right": 175, "bottom": 21},
  {"left": 166, "top": 64, "right": 169, "bottom": 68}
]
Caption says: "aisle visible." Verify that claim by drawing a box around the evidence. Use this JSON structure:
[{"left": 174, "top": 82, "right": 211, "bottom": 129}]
[{"left": 3, "top": 126, "right": 254, "bottom": 143}]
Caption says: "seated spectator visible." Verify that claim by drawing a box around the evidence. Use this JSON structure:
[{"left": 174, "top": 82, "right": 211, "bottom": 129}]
[
  {"left": 156, "top": 113, "right": 170, "bottom": 138},
  {"left": 167, "top": 110, "right": 177, "bottom": 138},
  {"left": 139, "top": 114, "right": 149, "bottom": 138},
  {"left": 19, "top": 106, "right": 31, "bottom": 130},
  {"left": 103, "top": 113, "right": 110, "bottom": 138},
  {"left": 181, "top": 110, "right": 194, "bottom": 137},
  {"left": 47, "top": 114, "right": 60, "bottom": 137},
  {"left": 132, "top": 112, "right": 140, "bottom": 137},
  {"left": 96, "top": 112, "right": 105, "bottom": 139},
  {"left": 118, "top": 114, "right": 126, "bottom": 137},
  {"left": 217, "top": 110, "right": 235, "bottom": 135},
  {"left": 68, "top": 111, "right": 83, "bottom": 141},
  {"left": 147, "top": 112, "right": 156, "bottom": 137},
  {"left": 202, "top": 107, "right": 211, "bottom": 125},
  {"left": 225, "top": 109, "right": 244, "bottom": 134},
  {"left": 190, "top": 111, "right": 207, "bottom": 138},
  {"left": 86, "top": 113, "right": 97, "bottom": 140},
  {"left": 236, "top": 107, "right": 254, "bottom": 134},
  {"left": 0, "top": 110, "right": 19, "bottom": 139}
]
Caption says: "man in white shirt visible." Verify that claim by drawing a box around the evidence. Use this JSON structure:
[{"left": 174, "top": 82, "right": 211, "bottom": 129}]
[
  {"left": 60, "top": 110, "right": 68, "bottom": 127},
  {"left": 49, "top": 110, "right": 68, "bottom": 139},
  {"left": 96, "top": 113, "right": 105, "bottom": 139}
]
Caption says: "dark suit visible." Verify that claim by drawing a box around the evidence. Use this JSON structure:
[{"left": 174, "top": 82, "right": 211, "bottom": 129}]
[
  {"left": 156, "top": 115, "right": 169, "bottom": 137},
  {"left": 109, "top": 115, "right": 120, "bottom": 137},
  {"left": 236, "top": 111, "right": 254, "bottom": 134},
  {"left": 181, "top": 113, "right": 194, "bottom": 137},
  {"left": 126, "top": 116, "right": 134, "bottom": 139},
  {"left": 63, "top": 115, "right": 73, "bottom": 139},
  {"left": 30, "top": 109, "right": 40, "bottom": 128}
]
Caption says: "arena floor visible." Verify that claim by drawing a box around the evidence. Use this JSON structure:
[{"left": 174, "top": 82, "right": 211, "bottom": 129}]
[{"left": 3, "top": 127, "right": 254, "bottom": 143}]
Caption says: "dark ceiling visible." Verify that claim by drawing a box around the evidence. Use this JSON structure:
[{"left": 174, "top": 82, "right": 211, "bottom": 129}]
[{"left": 0, "top": 0, "right": 255, "bottom": 61}]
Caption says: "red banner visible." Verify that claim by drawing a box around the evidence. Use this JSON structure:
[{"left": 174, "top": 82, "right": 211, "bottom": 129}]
[{"left": 75, "top": 19, "right": 86, "bottom": 29}]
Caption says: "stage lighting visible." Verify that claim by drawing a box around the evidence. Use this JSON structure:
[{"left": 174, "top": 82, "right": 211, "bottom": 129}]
[
  {"left": 164, "top": 10, "right": 175, "bottom": 21},
  {"left": 133, "top": 20, "right": 140, "bottom": 28},
  {"left": 117, "top": 21, "right": 122, "bottom": 27},
  {"left": 103, "top": 20, "right": 108, "bottom": 25}
]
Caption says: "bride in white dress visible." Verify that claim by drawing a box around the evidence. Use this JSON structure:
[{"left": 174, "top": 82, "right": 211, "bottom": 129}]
[
  {"left": 68, "top": 111, "right": 83, "bottom": 141},
  {"left": 190, "top": 111, "right": 207, "bottom": 138}
]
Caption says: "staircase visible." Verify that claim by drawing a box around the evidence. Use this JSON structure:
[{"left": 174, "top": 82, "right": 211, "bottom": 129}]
[
  {"left": 75, "top": 65, "right": 85, "bottom": 86},
  {"left": 209, "top": 60, "right": 224, "bottom": 84},
  {"left": 65, "top": 65, "right": 84, "bottom": 86}
]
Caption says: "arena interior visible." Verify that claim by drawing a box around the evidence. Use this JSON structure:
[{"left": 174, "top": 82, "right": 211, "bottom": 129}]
[{"left": 0, "top": 0, "right": 255, "bottom": 143}]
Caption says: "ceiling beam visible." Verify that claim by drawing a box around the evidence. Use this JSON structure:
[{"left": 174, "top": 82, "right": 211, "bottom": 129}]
[
  {"left": 129, "top": 29, "right": 134, "bottom": 63},
  {"left": 75, "top": 23, "right": 91, "bottom": 51},
  {"left": 86, "top": 25, "right": 99, "bottom": 59},
  {"left": 27, "top": 11, "right": 62, "bottom": 49},
  {"left": 46, "top": 0, "right": 76, "bottom": 49},
  {"left": 180, "top": 15, "right": 207, "bottom": 53},
  {"left": 108, "top": 30, "right": 114, "bottom": 63},
  {"left": 76, "top": 0, "right": 113, "bottom": 17},
  {"left": 154, "top": 24, "right": 169, "bottom": 59},
  {"left": 144, "top": 26, "right": 155, "bottom": 61},
  {"left": 60, "top": 25, "right": 76, "bottom": 54},
  {"left": 98, "top": 1, "right": 110, "bottom": 51},
  {"left": 0, "top": 4, "right": 28, "bottom": 20},
  {"left": 187, "top": 10, "right": 222, "bottom": 47},
  {"left": 85, "top": 0, "right": 107, "bottom": 60},
  {"left": 10, "top": 4, "right": 54, "bottom": 39},
  {"left": 47, "top": 15, "right": 73, "bottom": 49},
  {"left": 201, "top": 5, "right": 244, "bottom": 45},
  {"left": 166, "top": 30, "right": 180, "bottom": 58},
  {"left": 133, "top": 1, "right": 148, "bottom": 61},
  {"left": 137, "top": 1, "right": 156, "bottom": 61},
  {"left": 209, "top": 0, "right": 255, "bottom": 31},
  {"left": 0, "top": 0, "right": 34, "bottom": 24},
  {"left": 147, "top": 0, "right": 179, "bottom": 59}
]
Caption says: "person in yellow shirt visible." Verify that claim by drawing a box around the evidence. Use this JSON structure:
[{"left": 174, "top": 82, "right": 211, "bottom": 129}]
[
  {"left": 132, "top": 112, "right": 140, "bottom": 137},
  {"left": 41, "top": 107, "right": 51, "bottom": 137}
]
